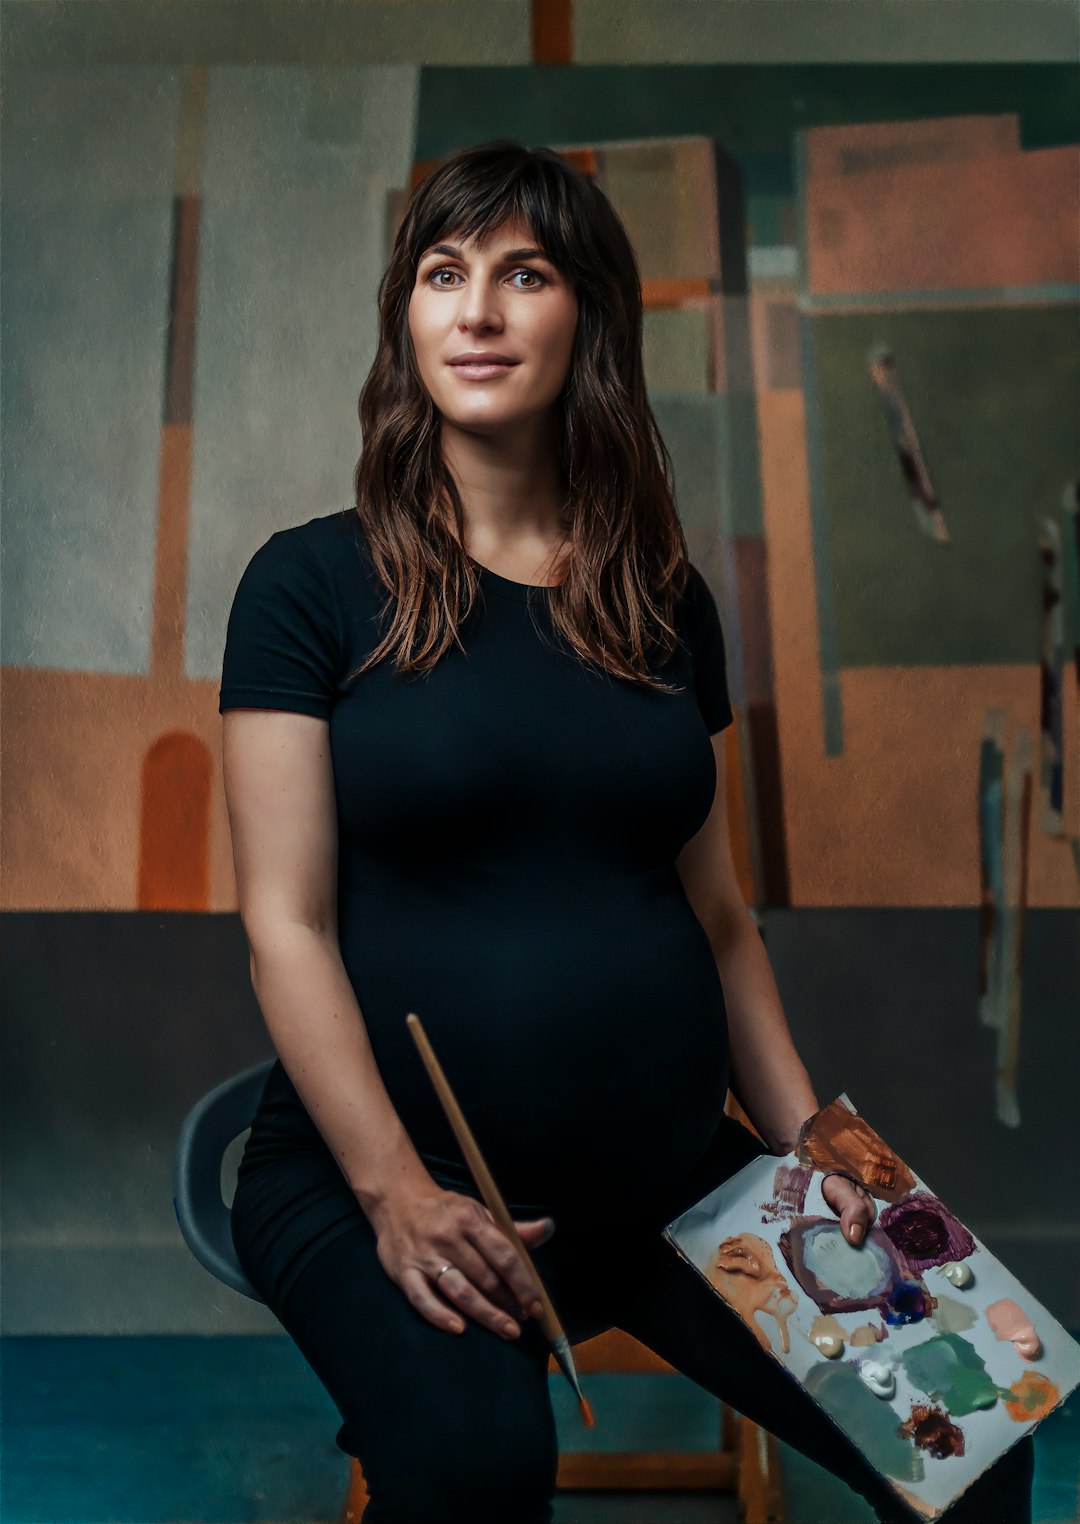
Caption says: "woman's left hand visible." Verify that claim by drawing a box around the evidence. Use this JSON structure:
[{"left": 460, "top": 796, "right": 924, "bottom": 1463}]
[{"left": 820, "top": 1172, "right": 876, "bottom": 1246}]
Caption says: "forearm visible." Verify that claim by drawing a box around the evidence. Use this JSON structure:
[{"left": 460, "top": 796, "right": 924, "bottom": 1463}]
[
  {"left": 712, "top": 911, "right": 819, "bottom": 1154},
  {"left": 247, "top": 923, "right": 430, "bottom": 1216}
]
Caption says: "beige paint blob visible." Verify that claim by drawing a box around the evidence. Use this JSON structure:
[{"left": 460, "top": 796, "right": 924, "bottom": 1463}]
[
  {"left": 850, "top": 1322, "right": 888, "bottom": 1347},
  {"left": 987, "top": 1298, "right": 1042, "bottom": 1360},
  {"left": 807, "top": 1313, "right": 846, "bottom": 1358},
  {"left": 708, "top": 1233, "right": 797, "bottom": 1354}
]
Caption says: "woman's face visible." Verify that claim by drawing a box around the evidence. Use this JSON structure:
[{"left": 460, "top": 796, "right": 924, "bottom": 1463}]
[{"left": 407, "top": 216, "right": 579, "bottom": 437}]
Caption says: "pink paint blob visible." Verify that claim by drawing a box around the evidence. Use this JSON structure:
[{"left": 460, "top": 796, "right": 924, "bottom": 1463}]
[{"left": 986, "top": 1298, "right": 1042, "bottom": 1361}]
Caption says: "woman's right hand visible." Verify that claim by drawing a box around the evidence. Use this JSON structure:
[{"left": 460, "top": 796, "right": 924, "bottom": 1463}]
[{"left": 367, "top": 1183, "right": 555, "bottom": 1339}]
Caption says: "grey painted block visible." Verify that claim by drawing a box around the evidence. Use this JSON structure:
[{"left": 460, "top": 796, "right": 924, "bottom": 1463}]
[{"left": 1, "top": 68, "right": 181, "bottom": 673}]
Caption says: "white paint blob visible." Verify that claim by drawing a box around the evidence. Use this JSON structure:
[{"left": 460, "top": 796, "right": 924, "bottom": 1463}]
[
  {"left": 940, "top": 1261, "right": 974, "bottom": 1289},
  {"left": 859, "top": 1360, "right": 896, "bottom": 1400}
]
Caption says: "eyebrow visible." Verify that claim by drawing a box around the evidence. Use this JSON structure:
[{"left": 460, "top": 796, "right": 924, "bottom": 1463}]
[{"left": 423, "top": 242, "right": 552, "bottom": 264}]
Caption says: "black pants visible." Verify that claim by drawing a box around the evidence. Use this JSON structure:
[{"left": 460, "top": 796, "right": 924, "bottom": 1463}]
[{"left": 240, "top": 1121, "right": 1035, "bottom": 1524}]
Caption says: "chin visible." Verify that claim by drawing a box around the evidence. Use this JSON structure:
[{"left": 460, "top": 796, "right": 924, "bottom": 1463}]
[{"left": 443, "top": 400, "right": 540, "bottom": 431}]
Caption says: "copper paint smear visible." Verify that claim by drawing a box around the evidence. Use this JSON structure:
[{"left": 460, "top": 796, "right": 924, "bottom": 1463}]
[
  {"left": 708, "top": 1233, "right": 797, "bottom": 1354},
  {"left": 796, "top": 1102, "right": 916, "bottom": 1203}
]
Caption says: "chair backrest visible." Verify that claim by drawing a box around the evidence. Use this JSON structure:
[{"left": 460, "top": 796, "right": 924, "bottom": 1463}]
[{"left": 173, "top": 1058, "right": 275, "bottom": 1302}]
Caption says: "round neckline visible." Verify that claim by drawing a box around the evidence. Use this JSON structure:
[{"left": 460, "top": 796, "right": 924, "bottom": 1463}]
[{"left": 466, "top": 555, "right": 558, "bottom": 601}]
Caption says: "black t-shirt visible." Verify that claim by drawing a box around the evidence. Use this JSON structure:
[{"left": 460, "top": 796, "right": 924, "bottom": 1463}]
[{"left": 220, "top": 508, "right": 736, "bottom": 1296}]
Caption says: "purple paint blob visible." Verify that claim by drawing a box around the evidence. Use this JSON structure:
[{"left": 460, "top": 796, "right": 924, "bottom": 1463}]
[
  {"left": 774, "top": 1163, "right": 814, "bottom": 1214},
  {"left": 879, "top": 1191, "right": 975, "bottom": 1271},
  {"left": 758, "top": 1163, "right": 814, "bottom": 1223},
  {"left": 780, "top": 1217, "right": 907, "bottom": 1315}
]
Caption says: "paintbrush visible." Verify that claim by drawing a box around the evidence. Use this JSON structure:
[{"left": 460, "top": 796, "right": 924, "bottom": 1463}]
[{"left": 405, "top": 1011, "right": 595, "bottom": 1428}]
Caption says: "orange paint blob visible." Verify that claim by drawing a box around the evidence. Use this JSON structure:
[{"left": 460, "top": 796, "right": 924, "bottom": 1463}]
[{"left": 1003, "top": 1371, "right": 1060, "bottom": 1422}]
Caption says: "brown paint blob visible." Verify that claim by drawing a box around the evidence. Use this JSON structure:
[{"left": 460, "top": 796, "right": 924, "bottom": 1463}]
[
  {"left": 708, "top": 1232, "right": 797, "bottom": 1354},
  {"left": 851, "top": 1321, "right": 888, "bottom": 1346},
  {"left": 796, "top": 1100, "right": 916, "bottom": 1203},
  {"left": 1003, "top": 1371, "right": 1060, "bottom": 1422},
  {"left": 901, "top": 1403, "right": 966, "bottom": 1459}
]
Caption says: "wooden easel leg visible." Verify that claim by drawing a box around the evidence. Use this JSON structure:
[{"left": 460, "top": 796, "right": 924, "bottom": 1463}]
[
  {"left": 340, "top": 1457, "right": 369, "bottom": 1522},
  {"left": 737, "top": 1414, "right": 786, "bottom": 1523}
]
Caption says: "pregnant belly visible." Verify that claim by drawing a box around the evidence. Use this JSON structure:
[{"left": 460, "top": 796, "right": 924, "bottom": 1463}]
[{"left": 345, "top": 888, "right": 732, "bottom": 1210}]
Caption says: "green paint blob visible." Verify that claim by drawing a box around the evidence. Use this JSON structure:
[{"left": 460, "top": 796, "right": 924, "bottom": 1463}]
[
  {"left": 901, "top": 1334, "right": 1000, "bottom": 1416},
  {"left": 806, "top": 1360, "right": 924, "bottom": 1483},
  {"left": 932, "top": 1292, "right": 978, "bottom": 1335}
]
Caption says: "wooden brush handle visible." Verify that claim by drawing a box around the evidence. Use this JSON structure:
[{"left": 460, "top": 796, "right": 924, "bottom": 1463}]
[{"left": 405, "top": 1012, "right": 558, "bottom": 1325}]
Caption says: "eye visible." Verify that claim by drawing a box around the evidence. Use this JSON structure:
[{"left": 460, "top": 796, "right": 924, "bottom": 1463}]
[{"left": 425, "top": 266, "right": 548, "bottom": 290}]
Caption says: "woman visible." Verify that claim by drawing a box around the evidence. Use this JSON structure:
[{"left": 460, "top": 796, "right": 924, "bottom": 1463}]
[{"left": 220, "top": 141, "right": 1033, "bottom": 1523}]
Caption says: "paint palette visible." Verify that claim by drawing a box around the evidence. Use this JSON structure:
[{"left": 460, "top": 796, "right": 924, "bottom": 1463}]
[{"left": 663, "top": 1095, "right": 1080, "bottom": 1519}]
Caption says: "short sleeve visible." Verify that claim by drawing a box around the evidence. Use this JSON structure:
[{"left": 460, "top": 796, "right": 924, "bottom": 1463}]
[
  {"left": 684, "top": 565, "right": 735, "bottom": 735},
  {"left": 219, "top": 529, "right": 341, "bottom": 719}
]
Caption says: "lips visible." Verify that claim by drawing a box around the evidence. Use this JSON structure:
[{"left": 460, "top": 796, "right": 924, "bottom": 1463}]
[
  {"left": 448, "top": 353, "right": 520, "bottom": 367},
  {"left": 447, "top": 356, "right": 521, "bottom": 381}
]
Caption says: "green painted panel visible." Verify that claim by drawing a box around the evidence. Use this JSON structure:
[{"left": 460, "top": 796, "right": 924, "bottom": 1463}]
[
  {"left": 643, "top": 310, "right": 712, "bottom": 394},
  {"left": 651, "top": 392, "right": 765, "bottom": 541},
  {"left": 814, "top": 306, "right": 1080, "bottom": 666},
  {"left": 417, "top": 64, "right": 1080, "bottom": 183}
]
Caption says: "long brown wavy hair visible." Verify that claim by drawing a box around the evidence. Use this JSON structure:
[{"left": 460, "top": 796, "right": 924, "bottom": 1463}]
[{"left": 349, "top": 138, "right": 691, "bottom": 695}]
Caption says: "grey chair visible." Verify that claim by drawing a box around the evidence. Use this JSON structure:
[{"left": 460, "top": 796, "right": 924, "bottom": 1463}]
[{"left": 172, "top": 1057, "right": 275, "bottom": 1301}]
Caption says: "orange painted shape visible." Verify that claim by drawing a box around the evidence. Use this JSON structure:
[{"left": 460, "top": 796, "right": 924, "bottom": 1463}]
[
  {"left": 138, "top": 731, "right": 212, "bottom": 910},
  {"left": 805, "top": 146, "right": 1080, "bottom": 295},
  {"left": 557, "top": 148, "right": 597, "bottom": 178},
  {"left": 531, "top": 0, "right": 573, "bottom": 64},
  {"left": 804, "top": 115, "right": 1020, "bottom": 182},
  {"left": 152, "top": 423, "right": 193, "bottom": 683},
  {"left": 641, "top": 276, "right": 713, "bottom": 310}
]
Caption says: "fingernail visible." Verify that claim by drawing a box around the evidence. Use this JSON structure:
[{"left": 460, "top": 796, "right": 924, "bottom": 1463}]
[
  {"left": 542, "top": 1218, "right": 556, "bottom": 1239},
  {"left": 531, "top": 1299, "right": 544, "bottom": 1318}
]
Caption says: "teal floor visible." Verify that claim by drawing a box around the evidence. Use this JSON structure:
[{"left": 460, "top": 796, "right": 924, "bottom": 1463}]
[{"left": 3, "top": 1336, "right": 1077, "bottom": 1523}]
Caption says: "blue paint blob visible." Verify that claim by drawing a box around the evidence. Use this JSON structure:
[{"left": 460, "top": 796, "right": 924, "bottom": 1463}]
[{"left": 885, "top": 1281, "right": 931, "bottom": 1325}]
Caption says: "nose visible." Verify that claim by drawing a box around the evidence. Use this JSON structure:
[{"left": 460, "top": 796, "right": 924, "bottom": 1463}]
[{"left": 455, "top": 275, "right": 505, "bottom": 333}]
